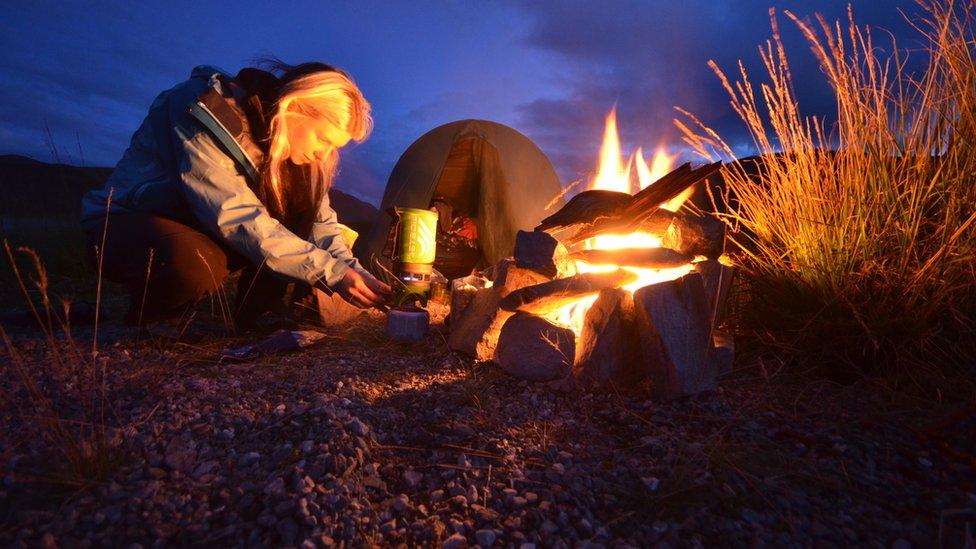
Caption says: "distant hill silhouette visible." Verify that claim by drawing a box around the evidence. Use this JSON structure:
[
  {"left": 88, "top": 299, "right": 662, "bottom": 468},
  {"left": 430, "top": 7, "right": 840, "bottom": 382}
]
[{"left": 0, "top": 155, "right": 379, "bottom": 236}]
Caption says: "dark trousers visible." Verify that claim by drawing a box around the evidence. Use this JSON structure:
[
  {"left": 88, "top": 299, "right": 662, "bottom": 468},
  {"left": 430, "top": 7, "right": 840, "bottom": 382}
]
[{"left": 84, "top": 213, "right": 290, "bottom": 325}]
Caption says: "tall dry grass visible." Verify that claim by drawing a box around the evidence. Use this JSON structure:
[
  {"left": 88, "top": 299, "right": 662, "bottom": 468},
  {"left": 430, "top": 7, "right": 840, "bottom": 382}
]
[
  {"left": 1, "top": 241, "right": 125, "bottom": 487},
  {"left": 677, "top": 1, "right": 976, "bottom": 385},
  {"left": 0, "top": 193, "right": 127, "bottom": 488}
]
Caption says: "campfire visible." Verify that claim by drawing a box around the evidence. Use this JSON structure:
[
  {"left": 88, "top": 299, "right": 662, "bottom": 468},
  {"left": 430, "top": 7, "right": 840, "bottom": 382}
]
[{"left": 448, "top": 109, "right": 734, "bottom": 400}]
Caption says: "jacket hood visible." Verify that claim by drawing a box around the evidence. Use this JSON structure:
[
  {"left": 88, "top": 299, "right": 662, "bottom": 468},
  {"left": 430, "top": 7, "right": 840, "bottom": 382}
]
[{"left": 234, "top": 68, "right": 280, "bottom": 144}]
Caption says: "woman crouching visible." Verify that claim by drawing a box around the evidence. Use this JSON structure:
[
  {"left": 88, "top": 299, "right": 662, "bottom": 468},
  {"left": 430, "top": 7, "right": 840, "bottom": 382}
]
[{"left": 80, "top": 61, "right": 390, "bottom": 329}]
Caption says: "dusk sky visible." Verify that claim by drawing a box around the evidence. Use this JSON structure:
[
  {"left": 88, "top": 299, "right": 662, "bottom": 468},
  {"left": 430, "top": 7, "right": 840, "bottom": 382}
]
[{"left": 2, "top": 1, "right": 922, "bottom": 204}]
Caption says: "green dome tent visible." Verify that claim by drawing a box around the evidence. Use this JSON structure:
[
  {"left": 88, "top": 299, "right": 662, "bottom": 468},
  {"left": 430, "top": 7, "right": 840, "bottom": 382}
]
[{"left": 356, "top": 119, "right": 565, "bottom": 277}]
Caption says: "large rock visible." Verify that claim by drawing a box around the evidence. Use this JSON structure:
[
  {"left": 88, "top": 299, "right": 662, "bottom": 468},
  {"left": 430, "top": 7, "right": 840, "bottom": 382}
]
[
  {"left": 448, "top": 274, "right": 490, "bottom": 327},
  {"left": 573, "top": 288, "right": 643, "bottom": 390},
  {"left": 694, "top": 259, "right": 735, "bottom": 329},
  {"left": 493, "top": 257, "right": 552, "bottom": 298},
  {"left": 710, "top": 329, "right": 735, "bottom": 378},
  {"left": 498, "top": 270, "right": 638, "bottom": 314},
  {"left": 495, "top": 312, "right": 575, "bottom": 382},
  {"left": 447, "top": 286, "right": 510, "bottom": 361},
  {"left": 663, "top": 213, "right": 725, "bottom": 259},
  {"left": 633, "top": 272, "right": 715, "bottom": 400},
  {"left": 514, "top": 230, "right": 576, "bottom": 279}
]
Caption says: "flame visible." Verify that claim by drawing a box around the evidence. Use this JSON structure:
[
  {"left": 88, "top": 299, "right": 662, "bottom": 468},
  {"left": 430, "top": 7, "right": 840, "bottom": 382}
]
[
  {"left": 548, "top": 109, "right": 694, "bottom": 333},
  {"left": 634, "top": 146, "right": 692, "bottom": 212},
  {"left": 593, "top": 108, "right": 631, "bottom": 193},
  {"left": 634, "top": 146, "right": 674, "bottom": 190}
]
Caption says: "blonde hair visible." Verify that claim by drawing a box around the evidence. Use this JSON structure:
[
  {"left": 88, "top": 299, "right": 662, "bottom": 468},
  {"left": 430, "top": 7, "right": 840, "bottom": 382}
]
[{"left": 264, "top": 69, "right": 372, "bottom": 213}]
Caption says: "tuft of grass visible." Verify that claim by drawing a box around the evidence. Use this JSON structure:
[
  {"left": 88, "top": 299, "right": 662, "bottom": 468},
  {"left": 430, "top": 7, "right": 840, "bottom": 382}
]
[
  {"left": 1, "top": 241, "right": 126, "bottom": 488},
  {"left": 677, "top": 1, "right": 976, "bottom": 389}
]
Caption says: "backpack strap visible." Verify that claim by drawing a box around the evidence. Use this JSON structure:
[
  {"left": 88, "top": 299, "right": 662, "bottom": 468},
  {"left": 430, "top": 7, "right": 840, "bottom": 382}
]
[{"left": 187, "top": 90, "right": 261, "bottom": 187}]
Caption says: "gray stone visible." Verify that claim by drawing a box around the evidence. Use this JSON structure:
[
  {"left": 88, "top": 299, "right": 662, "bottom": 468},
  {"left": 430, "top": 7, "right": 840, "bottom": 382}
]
[
  {"left": 346, "top": 418, "right": 367, "bottom": 436},
  {"left": 276, "top": 517, "right": 299, "bottom": 546},
  {"left": 475, "top": 528, "right": 496, "bottom": 548},
  {"left": 710, "top": 329, "right": 735, "bottom": 378},
  {"left": 238, "top": 452, "right": 261, "bottom": 467},
  {"left": 514, "top": 230, "right": 575, "bottom": 279},
  {"left": 403, "top": 470, "right": 423, "bottom": 489},
  {"left": 442, "top": 532, "right": 468, "bottom": 549},
  {"left": 493, "top": 257, "right": 552, "bottom": 298},
  {"left": 449, "top": 275, "right": 490, "bottom": 327},
  {"left": 163, "top": 437, "right": 196, "bottom": 473},
  {"left": 694, "top": 259, "right": 735, "bottom": 329},
  {"left": 495, "top": 312, "right": 575, "bottom": 382},
  {"left": 573, "top": 288, "right": 643, "bottom": 390},
  {"left": 448, "top": 286, "right": 510, "bottom": 361},
  {"left": 633, "top": 272, "right": 715, "bottom": 400},
  {"left": 663, "top": 212, "right": 726, "bottom": 259},
  {"left": 392, "top": 494, "right": 409, "bottom": 512}
]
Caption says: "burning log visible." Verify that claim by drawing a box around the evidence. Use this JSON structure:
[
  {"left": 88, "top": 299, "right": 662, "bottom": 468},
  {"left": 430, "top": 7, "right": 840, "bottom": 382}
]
[
  {"left": 636, "top": 209, "right": 676, "bottom": 235},
  {"left": 693, "top": 259, "right": 735, "bottom": 329},
  {"left": 633, "top": 272, "right": 716, "bottom": 401},
  {"left": 534, "top": 190, "right": 633, "bottom": 232},
  {"left": 495, "top": 312, "right": 575, "bottom": 382},
  {"left": 493, "top": 257, "right": 551, "bottom": 298},
  {"left": 568, "top": 247, "right": 692, "bottom": 269},
  {"left": 567, "top": 162, "right": 722, "bottom": 245},
  {"left": 514, "top": 230, "right": 577, "bottom": 279},
  {"left": 573, "top": 288, "right": 642, "bottom": 390},
  {"left": 498, "top": 270, "right": 639, "bottom": 315},
  {"left": 447, "top": 286, "right": 511, "bottom": 361}
]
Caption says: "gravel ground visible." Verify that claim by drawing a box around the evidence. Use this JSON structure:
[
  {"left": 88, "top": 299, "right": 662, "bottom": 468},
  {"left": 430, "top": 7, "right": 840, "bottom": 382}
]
[{"left": 1, "top": 309, "right": 975, "bottom": 547}]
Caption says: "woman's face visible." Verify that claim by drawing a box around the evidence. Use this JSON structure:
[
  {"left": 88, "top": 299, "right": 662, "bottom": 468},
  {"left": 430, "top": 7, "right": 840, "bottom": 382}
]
[{"left": 286, "top": 114, "right": 352, "bottom": 165}]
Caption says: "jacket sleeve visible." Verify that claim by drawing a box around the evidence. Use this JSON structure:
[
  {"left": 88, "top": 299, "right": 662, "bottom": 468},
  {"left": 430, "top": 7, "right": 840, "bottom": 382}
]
[
  {"left": 310, "top": 194, "right": 366, "bottom": 274},
  {"left": 174, "top": 125, "right": 354, "bottom": 289}
]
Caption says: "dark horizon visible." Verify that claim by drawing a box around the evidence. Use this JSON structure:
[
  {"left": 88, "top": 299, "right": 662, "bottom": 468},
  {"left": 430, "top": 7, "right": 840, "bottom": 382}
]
[{"left": 2, "top": 1, "right": 922, "bottom": 205}]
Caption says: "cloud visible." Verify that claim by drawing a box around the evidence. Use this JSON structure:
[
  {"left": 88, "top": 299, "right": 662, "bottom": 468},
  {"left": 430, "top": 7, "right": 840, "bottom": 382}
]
[{"left": 506, "top": 0, "right": 920, "bottom": 183}]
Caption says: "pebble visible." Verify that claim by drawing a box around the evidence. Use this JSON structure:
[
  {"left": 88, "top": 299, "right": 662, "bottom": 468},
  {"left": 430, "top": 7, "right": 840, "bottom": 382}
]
[
  {"left": 392, "top": 494, "right": 409, "bottom": 512},
  {"left": 238, "top": 452, "right": 261, "bottom": 467},
  {"left": 475, "top": 529, "right": 496, "bottom": 547},
  {"left": 442, "top": 532, "right": 468, "bottom": 549},
  {"left": 346, "top": 418, "right": 367, "bottom": 436},
  {"left": 403, "top": 469, "right": 423, "bottom": 488},
  {"left": 276, "top": 518, "right": 299, "bottom": 546},
  {"left": 4, "top": 320, "right": 963, "bottom": 548}
]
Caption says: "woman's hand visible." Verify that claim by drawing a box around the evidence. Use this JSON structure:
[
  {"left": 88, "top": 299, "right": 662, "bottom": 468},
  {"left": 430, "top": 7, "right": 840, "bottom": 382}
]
[{"left": 337, "top": 269, "right": 391, "bottom": 310}]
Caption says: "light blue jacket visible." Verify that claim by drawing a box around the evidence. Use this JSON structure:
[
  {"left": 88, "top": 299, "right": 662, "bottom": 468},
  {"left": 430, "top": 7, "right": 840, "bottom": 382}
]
[{"left": 81, "top": 66, "right": 362, "bottom": 289}]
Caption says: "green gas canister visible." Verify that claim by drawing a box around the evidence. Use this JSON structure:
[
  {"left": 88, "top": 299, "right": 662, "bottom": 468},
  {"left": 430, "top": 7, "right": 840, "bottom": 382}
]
[{"left": 391, "top": 207, "right": 438, "bottom": 307}]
